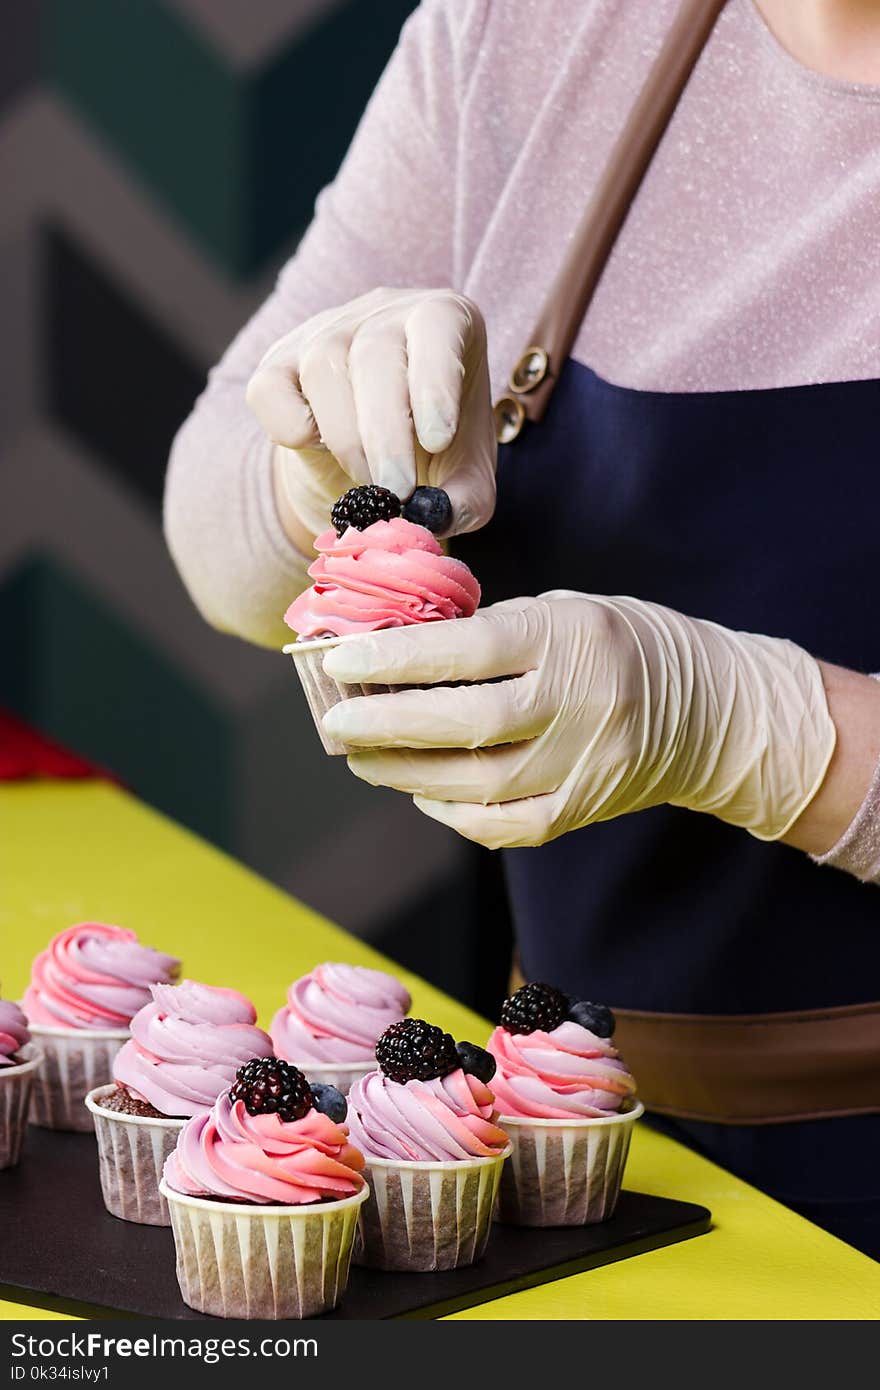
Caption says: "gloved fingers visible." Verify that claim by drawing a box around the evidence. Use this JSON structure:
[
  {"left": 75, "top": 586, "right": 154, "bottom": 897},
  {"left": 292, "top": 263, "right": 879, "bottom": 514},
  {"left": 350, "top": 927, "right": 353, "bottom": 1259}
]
[
  {"left": 404, "top": 295, "right": 496, "bottom": 535},
  {"left": 296, "top": 331, "right": 370, "bottom": 483},
  {"left": 246, "top": 361, "right": 321, "bottom": 451},
  {"left": 323, "top": 671, "right": 548, "bottom": 749},
  {"left": 412, "top": 788, "right": 565, "bottom": 850},
  {"left": 273, "top": 444, "right": 350, "bottom": 538},
  {"left": 281, "top": 444, "right": 349, "bottom": 497},
  {"left": 348, "top": 318, "right": 416, "bottom": 499},
  {"left": 405, "top": 294, "right": 474, "bottom": 455},
  {"left": 346, "top": 735, "right": 563, "bottom": 802},
  {"left": 322, "top": 600, "right": 543, "bottom": 685},
  {"left": 426, "top": 377, "right": 497, "bottom": 536},
  {"left": 419, "top": 305, "right": 496, "bottom": 535}
]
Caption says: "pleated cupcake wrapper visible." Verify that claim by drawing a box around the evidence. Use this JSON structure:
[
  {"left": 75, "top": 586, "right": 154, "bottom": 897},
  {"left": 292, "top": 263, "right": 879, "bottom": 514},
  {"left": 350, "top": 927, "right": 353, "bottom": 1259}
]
[
  {"left": 285, "top": 637, "right": 393, "bottom": 756},
  {"left": 0, "top": 1046, "right": 43, "bottom": 1169},
  {"left": 27, "top": 1025, "right": 129, "bottom": 1132},
  {"left": 301, "top": 1060, "right": 376, "bottom": 1095},
  {"left": 159, "top": 1180, "right": 369, "bottom": 1320},
  {"left": 495, "top": 1101, "right": 645, "bottom": 1227},
  {"left": 86, "top": 1085, "right": 184, "bottom": 1226},
  {"left": 354, "top": 1148, "right": 510, "bottom": 1272}
]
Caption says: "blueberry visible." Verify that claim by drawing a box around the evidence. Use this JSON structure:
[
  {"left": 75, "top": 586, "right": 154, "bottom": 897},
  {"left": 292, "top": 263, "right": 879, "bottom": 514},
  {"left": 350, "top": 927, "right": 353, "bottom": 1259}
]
[
  {"left": 568, "top": 1001, "right": 616, "bottom": 1038},
  {"left": 455, "top": 1041, "right": 497, "bottom": 1084},
  {"left": 402, "top": 486, "right": 453, "bottom": 534},
  {"left": 309, "top": 1082, "right": 347, "bottom": 1122}
]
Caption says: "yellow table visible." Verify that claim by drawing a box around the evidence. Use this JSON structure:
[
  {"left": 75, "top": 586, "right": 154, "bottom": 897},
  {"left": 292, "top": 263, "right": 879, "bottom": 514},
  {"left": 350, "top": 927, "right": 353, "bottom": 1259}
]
[{"left": 2, "top": 781, "right": 878, "bottom": 1321}]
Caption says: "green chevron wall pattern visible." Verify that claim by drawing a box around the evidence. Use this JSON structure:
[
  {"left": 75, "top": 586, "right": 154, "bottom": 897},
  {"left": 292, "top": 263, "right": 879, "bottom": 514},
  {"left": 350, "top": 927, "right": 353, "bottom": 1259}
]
[{"left": 0, "top": 1, "right": 501, "bottom": 1006}]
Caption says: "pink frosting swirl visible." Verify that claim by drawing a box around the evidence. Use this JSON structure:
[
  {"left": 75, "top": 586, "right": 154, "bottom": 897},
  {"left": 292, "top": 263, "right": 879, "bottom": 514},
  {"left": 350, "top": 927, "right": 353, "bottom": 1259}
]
[
  {"left": 271, "top": 963, "right": 411, "bottom": 1066},
  {"left": 0, "top": 1001, "right": 30, "bottom": 1065},
  {"left": 284, "top": 518, "right": 480, "bottom": 638},
  {"left": 163, "top": 1091, "right": 365, "bottom": 1205},
  {"left": 22, "top": 923, "right": 180, "bottom": 1029},
  {"left": 347, "top": 1068, "right": 509, "bottom": 1161},
  {"left": 487, "top": 1022, "right": 637, "bottom": 1119},
  {"left": 112, "top": 980, "right": 274, "bottom": 1117}
]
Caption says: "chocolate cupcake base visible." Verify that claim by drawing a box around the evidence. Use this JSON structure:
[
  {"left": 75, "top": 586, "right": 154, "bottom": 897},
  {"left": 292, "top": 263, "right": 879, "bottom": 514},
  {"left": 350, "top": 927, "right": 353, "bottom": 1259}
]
[
  {"left": 0, "top": 1046, "right": 43, "bottom": 1169},
  {"left": 284, "top": 636, "right": 395, "bottom": 756},
  {"left": 160, "top": 1181, "right": 369, "bottom": 1319},
  {"left": 85, "top": 1085, "right": 185, "bottom": 1227},
  {"left": 28, "top": 1024, "right": 129, "bottom": 1132},
  {"left": 355, "top": 1148, "right": 510, "bottom": 1272},
  {"left": 494, "top": 1101, "right": 644, "bottom": 1227}
]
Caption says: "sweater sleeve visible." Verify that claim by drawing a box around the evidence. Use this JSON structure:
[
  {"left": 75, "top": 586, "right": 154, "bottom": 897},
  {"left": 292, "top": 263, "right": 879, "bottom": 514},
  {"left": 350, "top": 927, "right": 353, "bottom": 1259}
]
[
  {"left": 164, "top": 0, "right": 484, "bottom": 649},
  {"left": 810, "top": 675, "right": 880, "bottom": 884}
]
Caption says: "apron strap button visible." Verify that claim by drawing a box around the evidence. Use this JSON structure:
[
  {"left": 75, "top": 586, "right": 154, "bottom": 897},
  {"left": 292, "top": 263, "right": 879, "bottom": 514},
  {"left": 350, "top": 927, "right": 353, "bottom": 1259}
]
[
  {"left": 493, "top": 395, "right": 526, "bottom": 443},
  {"left": 509, "top": 346, "right": 549, "bottom": 393}
]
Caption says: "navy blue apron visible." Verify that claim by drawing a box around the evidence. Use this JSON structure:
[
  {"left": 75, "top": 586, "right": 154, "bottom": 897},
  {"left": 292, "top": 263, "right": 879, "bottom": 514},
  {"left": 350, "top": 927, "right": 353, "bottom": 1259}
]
[{"left": 456, "top": 360, "right": 880, "bottom": 1257}]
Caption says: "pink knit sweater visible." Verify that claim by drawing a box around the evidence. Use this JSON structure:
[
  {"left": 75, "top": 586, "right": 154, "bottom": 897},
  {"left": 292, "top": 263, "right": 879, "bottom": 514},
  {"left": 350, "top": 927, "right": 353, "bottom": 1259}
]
[{"left": 163, "top": 0, "right": 880, "bottom": 876}]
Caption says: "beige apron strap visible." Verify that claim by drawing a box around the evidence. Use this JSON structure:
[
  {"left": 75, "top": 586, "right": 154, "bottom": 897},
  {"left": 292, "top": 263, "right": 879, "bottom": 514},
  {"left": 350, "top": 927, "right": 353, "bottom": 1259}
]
[
  {"left": 494, "top": 0, "right": 728, "bottom": 443},
  {"left": 507, "top": 960, "right": 880, "bottom": 1124}
]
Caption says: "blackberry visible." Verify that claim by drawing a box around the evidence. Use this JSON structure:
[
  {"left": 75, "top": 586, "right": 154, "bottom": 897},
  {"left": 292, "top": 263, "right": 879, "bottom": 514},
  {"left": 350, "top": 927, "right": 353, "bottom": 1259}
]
[
  {"left": 568, "top": 1000, "right": 616, "bottom": 1038},
  {"left": 331, "top": 485, "right": 401, "bottom": 536},
  {"left": 402, "top": 486, "right": 453, "bottom": 535},
  {"left": 455, "top": 1041, "right": 496, "bottom": 1084},
  {"left": 499, "top": 982, "right": 569, "bottom": 1036},
  {"left": 230, "top": 1057, "right": 313, "bottom": 1122},
  {"left": 376, "top": 1018, "right": 459, "bottom": 1083}
]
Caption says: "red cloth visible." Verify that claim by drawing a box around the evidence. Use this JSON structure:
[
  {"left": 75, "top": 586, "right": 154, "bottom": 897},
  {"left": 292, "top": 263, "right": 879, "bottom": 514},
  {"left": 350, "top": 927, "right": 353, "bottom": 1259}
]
[{"left": 0, "top": 710, "right": 111, "bottom": 781}]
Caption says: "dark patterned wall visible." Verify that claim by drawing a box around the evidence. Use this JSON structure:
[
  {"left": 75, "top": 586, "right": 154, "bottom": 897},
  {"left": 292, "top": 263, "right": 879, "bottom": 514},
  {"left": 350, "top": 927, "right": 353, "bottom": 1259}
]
[{"left": 0, "top": 1, "right": 508, "bottom": 1008}]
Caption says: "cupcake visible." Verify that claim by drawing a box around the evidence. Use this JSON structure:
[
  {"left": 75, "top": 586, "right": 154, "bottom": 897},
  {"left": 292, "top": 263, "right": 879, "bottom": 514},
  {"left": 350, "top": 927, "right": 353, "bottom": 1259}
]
[
  {"left": 488, "top": 983, "right": 643, "bottom": 1227},
  {"left": 0, "top": 999, "right": 42, "bottom": 1169},
  {"left": 271, "top": 962, "right": 411, "bottom": 1093},
  {"left": 160, "top": 1058, "right": 367, "bottom": 1319},
  {"left": 282, "top": 488, "right": 480, "bottom": 754},
  {"left": 22, "top": 922, "right": 179, "bottom": 1131},
  {"left": 346, "top": 1019, "right": 510, "bottom": 1271},
  {"left": 85, "top": 979, "right": 273, "bottom": 1226}
]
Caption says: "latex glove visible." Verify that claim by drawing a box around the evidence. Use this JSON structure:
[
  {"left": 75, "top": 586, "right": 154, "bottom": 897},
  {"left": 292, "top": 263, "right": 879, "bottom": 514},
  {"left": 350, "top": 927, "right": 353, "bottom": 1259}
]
[
  {"left": 320, "top": 592, "right": 836, "bottom": 850},
  {"left": 246, "top": 288, "right": 496, "bottom": 539}
]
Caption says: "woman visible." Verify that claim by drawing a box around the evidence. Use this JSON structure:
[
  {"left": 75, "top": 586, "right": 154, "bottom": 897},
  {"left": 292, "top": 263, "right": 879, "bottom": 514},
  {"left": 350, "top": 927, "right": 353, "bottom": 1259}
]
[{"left": 165, "top": 0, "right": 880, "bottom": 1256}]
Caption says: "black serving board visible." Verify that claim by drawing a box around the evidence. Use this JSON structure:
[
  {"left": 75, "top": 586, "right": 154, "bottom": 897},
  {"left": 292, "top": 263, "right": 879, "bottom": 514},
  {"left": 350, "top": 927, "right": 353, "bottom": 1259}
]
[{"left": 0, "top": 1129, "right": 710, "bottom": 1320}]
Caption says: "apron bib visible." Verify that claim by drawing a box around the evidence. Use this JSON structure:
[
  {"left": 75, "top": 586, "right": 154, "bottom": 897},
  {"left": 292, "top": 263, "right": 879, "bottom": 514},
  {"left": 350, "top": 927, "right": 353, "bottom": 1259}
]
[
  {"left": 456, "top": 359, "right": 880, "bottom": 1251},
  {"left": 455, "top": 0, "right": 879, "bottom": 1252},
  {"left": 460, "top": 355, "right": 880, "bottom": 1013}
]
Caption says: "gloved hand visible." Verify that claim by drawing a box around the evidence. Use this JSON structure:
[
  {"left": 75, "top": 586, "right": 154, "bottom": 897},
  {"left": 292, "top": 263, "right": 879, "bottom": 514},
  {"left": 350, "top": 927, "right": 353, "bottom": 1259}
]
[
  {"left": 246, "top": 288, "right": 496, "bottom": 540},
  {"left": 320, "top": 592, "right": 836, "bottom": 849}
]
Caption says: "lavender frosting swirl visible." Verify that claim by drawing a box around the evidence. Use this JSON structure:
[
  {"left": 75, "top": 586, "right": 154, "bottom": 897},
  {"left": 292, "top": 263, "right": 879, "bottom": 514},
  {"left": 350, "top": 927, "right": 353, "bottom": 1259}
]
[
  {"left": 347, "top": 1068, "right": 509, "bottom": 1161},
  {"left": 271, "top": 963, "right": 411, "bottom": 1065},
  {"left": 113, "top": 980, "right": 273, "bottom": 1117},
  {"left": 23, "top": 922, "right": 179, "bottom": 1029}
]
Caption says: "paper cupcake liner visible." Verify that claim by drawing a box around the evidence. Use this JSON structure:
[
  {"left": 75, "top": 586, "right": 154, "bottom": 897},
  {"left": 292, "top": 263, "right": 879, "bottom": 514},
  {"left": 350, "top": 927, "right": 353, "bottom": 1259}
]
[
  {"left": 301, "top": 1060, "right": 376, "bottom": 1095},
  {"left": 85, "top": 1085, "right": 185, "bottom": 1226},
  {"left": 494, "top": 1101, "right": 644, "bottom": 1227},
  {"left": 0, "top": 1046, "right": 43, "bottom": 1169},
  {"left": 159, "top": 1180, "right": 369, "bottom": 1319},
  {"left": 27, "top": 1024, "right": 130, "bottom": 1132},
  {"left": 354, "top": 1147, "right": 510, "bottom": 1272},
  {"left": 285, "top": 636, "right": 394, "bottom": 756}
]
